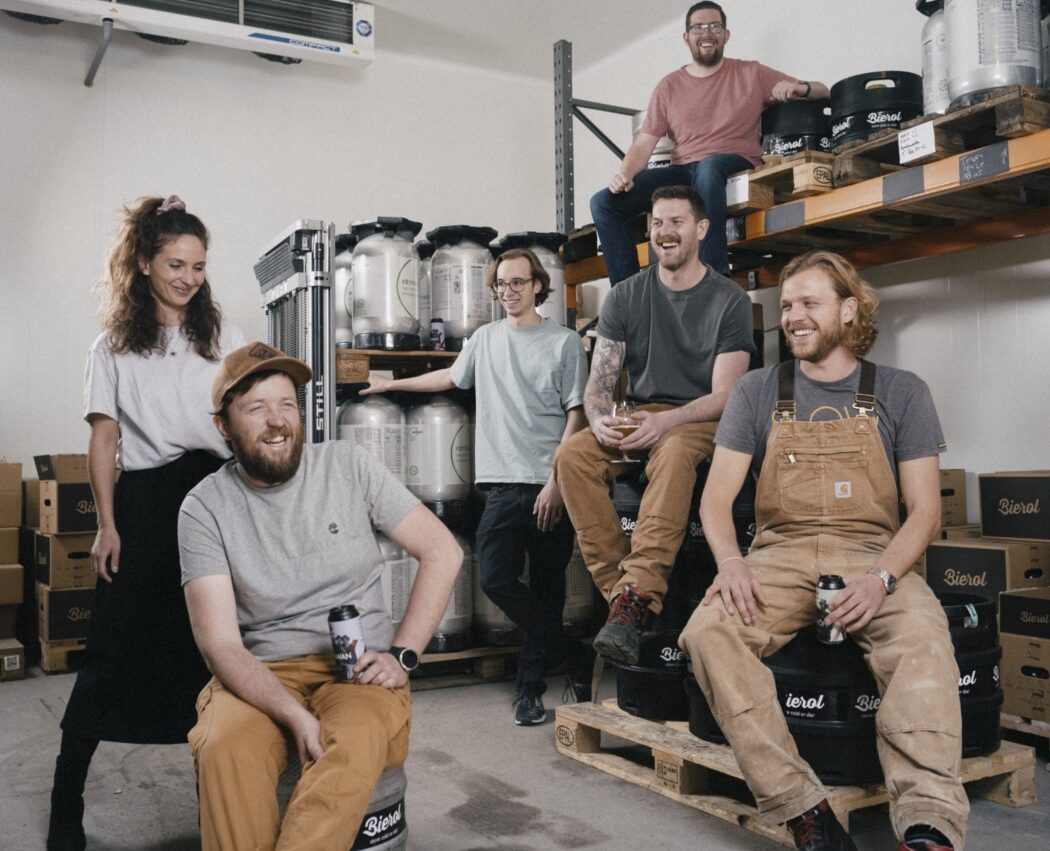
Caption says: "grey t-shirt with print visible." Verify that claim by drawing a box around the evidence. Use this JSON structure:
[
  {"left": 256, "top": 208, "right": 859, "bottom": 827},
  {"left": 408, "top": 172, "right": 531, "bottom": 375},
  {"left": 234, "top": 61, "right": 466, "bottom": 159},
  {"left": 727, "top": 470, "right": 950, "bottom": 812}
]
[
  {"left": 715, "top": 360, "right": 946, "bottom": 481},
  {"left": 451, "top": 318, "right": 586, "bottom": 484},
  {"left": 178, "top": 440, "right": 419, "bottom": 662},
  {"left": 596, "top": 264, "right": 755, "bottom": 406}
]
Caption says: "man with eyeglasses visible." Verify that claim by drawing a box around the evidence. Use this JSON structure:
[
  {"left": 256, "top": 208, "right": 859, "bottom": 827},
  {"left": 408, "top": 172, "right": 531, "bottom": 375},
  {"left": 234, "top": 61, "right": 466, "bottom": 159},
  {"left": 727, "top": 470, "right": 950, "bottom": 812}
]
[
  {"left": 591, "top": 1, "right": 828, "bottom": 281},
  {"left": 362, "top": 248, "right": 593, "bottom": 727}
]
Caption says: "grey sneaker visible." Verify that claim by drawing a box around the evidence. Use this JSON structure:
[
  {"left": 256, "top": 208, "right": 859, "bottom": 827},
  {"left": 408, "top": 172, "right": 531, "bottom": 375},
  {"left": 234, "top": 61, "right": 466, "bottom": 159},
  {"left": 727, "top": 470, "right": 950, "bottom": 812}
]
[
  {"left": 593, "top": 586, "right": 653, "bottom": 666},
  {"left": 513, "top": 691, "right": 546, "bottom": 726}
]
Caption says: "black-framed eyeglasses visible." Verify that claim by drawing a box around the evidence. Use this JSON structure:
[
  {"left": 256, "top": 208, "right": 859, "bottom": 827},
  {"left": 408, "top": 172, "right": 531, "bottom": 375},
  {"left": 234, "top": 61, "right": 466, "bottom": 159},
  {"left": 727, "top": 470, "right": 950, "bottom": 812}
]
[
  {"left": 491, "top": 277, "right": 533, "bottom": 293},
  {"left": 687, "top": 22, "right": 724, "bottom": 34}
]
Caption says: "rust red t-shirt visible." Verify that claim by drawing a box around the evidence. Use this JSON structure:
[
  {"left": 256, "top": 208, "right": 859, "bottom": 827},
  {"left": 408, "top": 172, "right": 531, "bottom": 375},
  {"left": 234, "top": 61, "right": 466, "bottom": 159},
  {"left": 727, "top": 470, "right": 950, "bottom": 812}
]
[{"left": 641, "top": 58, "right": 792, "bottom": 166}]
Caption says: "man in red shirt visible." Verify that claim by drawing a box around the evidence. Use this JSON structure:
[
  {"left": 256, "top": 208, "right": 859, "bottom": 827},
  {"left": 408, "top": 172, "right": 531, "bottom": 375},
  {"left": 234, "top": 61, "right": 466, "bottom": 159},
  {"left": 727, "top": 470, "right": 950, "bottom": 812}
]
[{"left": 591, "top": 2, "right": 828, "bottom": 281}]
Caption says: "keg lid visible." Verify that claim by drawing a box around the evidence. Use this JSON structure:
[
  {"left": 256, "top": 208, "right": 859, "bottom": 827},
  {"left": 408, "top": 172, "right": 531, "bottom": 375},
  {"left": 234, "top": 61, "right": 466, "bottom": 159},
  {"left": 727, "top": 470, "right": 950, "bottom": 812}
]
[
  {"left": 334, "top": 232, "right": 359, "bottom": 253},
  {"left": 494, "top": 231, "right": 568, "bottom": 255},
  {"left": 830, "top": 71, "right": 923, "bottom": 118},
  {"left": 915, "top": 0, "right": 943, "bottom": 15},
  {"left": 426, "top": 224, "right": 498, "bottom": 249},
  {"left": 414, "top": 239, "right": 435, "bottom": 259},
  {"left": 350, "top": 217, "right": 423, "bottom": 241}
]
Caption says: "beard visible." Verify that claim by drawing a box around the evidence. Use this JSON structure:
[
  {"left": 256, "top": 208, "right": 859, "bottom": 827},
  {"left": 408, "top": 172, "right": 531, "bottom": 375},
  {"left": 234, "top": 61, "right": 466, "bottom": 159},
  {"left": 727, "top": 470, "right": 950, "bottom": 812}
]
[
  {"left": 230, "top": 423, "right": 305, "bottom": 486},
  {"left": 786, "top": 321, "right": 846, "bottom": 363},
  {"left": 691, "top": 41, "right": 724, "bottom": 67},
  {"left": 652, "top": 237, "right": 695, "bottom": 272}
]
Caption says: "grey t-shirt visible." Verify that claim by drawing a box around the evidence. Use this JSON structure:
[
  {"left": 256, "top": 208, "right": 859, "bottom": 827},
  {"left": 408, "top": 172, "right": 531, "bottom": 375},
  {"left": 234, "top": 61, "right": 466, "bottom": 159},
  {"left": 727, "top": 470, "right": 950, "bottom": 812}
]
[
  {"left": 596, "top": 264, "right": 755, "bottom": 405},
  {"left": 451, "top": 318, "right": 586, "bottom": 484},
  {"left": 178, "top": 440, "right": 419, "bottom": 662},
  {"left": 715, "top": 360, "right": 947, "bottom": 480}
]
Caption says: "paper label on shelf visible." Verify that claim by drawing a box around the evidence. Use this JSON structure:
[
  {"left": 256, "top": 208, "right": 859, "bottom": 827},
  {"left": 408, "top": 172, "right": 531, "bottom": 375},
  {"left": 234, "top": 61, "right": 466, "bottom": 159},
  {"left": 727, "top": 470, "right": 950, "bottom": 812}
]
[
  {"left": 726, "top": 173, "right": 749, "bottom": 207},
  {"left": 898, "top": 121, "right": 936, "bottom": 164}
]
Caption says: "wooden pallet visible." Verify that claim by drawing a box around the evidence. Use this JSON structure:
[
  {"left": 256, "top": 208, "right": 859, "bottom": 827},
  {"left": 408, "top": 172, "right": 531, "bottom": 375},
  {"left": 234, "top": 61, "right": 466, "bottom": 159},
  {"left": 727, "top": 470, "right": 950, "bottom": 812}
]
[
  {"left": 728, "top": 151, "right": 835, "bottom": 215},
  {"left": 39, "top": 638, "right": 87, "bottom": 674},
  {"left": 1002, "top": 712, "right": 1050, "bottom": 771},
  {"left": 409, "top": 644, "right": 520, "bottom": 691},
  {"left": 555, "top": 701, "right": 1036, "bottom": 848},
  {"left": 833, "top": 85, "right": 1050, "bottom": 175}
]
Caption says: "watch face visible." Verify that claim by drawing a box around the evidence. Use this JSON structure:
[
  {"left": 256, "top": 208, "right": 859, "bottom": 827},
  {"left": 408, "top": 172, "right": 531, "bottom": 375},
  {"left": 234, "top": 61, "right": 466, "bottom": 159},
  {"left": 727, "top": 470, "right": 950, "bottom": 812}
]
[{"left": 400, "top": 648, "right": 420, "bottom": 671}]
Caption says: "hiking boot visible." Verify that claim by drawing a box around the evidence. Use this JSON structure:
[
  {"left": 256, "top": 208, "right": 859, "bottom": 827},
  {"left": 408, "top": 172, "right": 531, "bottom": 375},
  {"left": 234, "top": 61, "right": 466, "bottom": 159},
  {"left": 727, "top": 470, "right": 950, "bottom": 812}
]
[
  {"left": 593, "top": 586, "right": 653, "bottom": 666},
  {"left": 786, "top": 799, "right": 858, "bottom": 851},
  {"left": 897, "top": 825, "right": 953, "bottom": 851},
  {"left": 512, "top": 691, "right": 546, "bottom": 726}
]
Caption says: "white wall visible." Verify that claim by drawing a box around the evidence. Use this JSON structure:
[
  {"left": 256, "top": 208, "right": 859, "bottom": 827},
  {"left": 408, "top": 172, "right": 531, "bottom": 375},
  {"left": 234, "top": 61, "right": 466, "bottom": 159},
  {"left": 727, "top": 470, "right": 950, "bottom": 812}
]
[
  {"left": 573, "top": 1, "right": 1050, "bottom": 523},
  {"left": 0, "top": 14, "right": 552, "bottom": 474}
]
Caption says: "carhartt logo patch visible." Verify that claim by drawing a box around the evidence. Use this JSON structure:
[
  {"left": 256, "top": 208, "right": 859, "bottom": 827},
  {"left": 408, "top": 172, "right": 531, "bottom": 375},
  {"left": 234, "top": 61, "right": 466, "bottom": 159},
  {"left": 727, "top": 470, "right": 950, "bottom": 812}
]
[
  {"left": 329, "top": 523, "right": 339, "bottom": 534},
  {"left": 834, "top": 481, "right": 852, "bottom": 499}
]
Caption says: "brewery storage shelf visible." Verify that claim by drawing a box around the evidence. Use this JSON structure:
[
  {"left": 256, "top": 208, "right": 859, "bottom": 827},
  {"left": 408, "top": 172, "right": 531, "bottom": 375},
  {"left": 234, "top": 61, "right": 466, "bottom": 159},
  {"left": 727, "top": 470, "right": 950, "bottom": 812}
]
[
  {"left": 335, "top": 348, "right": 459, "bottom": 385},
  {"left": 554, "top": 700, "right": 1037, "bottom": 849},
  {"left": 562, "top": 124, "right": 1050, "bottom": 292}
]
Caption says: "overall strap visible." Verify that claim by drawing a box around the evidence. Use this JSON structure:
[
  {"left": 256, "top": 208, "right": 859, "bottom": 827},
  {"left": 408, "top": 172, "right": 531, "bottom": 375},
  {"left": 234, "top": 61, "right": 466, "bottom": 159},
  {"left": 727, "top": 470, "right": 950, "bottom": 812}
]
[
  {"left": 774, "top": 360, "right": 796, "bottom": 421},
  {"left": 853, "top": 358, "right": 877, "bottom": 416}
]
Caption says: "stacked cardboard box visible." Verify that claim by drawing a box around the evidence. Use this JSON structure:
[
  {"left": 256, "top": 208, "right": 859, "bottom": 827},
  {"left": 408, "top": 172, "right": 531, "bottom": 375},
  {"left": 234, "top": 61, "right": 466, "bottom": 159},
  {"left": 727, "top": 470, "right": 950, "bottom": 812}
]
[
  {"left": 1000, "top": 587, "right": 1050, "bottom": 722},
  {"left": 33, "top": 455, "right": 96, "bottom": 672},
  {"left": 0, "top": 462, "right": 25, "bottom": 678}
]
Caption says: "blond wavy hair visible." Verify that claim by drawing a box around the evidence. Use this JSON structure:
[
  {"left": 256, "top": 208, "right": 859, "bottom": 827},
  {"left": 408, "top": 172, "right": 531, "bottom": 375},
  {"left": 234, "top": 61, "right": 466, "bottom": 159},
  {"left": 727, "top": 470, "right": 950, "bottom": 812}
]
[{"left": 779, "top": 250, "right": 879, "bottom": 356}]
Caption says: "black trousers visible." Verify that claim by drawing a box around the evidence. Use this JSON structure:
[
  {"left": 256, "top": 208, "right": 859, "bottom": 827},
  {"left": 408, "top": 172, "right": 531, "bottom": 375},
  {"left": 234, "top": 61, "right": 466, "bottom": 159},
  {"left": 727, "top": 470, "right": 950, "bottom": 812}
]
[{"left": 475, "top": 484, "right": 590, "bottom": 695}]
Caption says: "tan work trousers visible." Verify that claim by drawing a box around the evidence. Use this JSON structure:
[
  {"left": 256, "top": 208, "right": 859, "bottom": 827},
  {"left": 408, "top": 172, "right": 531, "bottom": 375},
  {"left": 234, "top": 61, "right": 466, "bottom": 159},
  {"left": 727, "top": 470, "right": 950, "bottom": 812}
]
[
  {"left": 188, "top": 654, "right": 411, "bottom": 851},
  {"left": 681, "top": 536, "right": 968, "bottom": 849},
  {"left": 554, "top": 404, "right": 717, "bottom": 612}
]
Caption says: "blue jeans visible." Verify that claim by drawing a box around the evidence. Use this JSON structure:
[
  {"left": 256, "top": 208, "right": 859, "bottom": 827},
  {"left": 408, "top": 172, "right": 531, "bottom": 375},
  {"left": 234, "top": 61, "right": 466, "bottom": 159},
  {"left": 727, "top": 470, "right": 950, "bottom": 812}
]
[
  {"left": 475, "top": 484, "right": 593, "bottom": 696},
  {"left": 590, "top": 152, "right": 753, "bottom": 283}
]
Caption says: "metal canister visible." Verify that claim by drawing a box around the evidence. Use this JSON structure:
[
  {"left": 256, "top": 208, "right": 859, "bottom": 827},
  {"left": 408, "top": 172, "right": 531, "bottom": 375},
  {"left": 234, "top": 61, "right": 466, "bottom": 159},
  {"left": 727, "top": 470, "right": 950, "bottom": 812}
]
[
  {"left": 815, "top": 575, "right": 846, "bottom": 645},
  {"left": 328, "top": 604, "right": 366, "bottom": 681}
]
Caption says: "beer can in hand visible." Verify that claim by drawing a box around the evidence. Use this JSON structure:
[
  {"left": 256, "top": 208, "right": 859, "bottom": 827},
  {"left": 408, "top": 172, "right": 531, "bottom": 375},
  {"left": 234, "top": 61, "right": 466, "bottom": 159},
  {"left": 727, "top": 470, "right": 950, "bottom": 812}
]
[
  {"left": 329, "top": 605, "right": 366, "bottom": 681},
  {"left": 815, "top": 575, "right": 846, "bottom": 645}
]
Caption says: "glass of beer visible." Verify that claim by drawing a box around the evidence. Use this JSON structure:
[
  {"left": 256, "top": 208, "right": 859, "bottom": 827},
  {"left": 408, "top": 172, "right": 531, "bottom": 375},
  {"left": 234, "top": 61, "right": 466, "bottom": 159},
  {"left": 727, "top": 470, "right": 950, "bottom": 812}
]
[{"left": 611, "top": 400, "right": 640, "bottom": 462}]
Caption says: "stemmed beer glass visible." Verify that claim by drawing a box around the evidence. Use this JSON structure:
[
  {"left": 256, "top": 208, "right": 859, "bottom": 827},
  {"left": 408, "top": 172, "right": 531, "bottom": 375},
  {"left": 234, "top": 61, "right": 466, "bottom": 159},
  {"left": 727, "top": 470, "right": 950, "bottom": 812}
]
[{"left": 611, "top": 400, "right": 640, "bottom": 462}]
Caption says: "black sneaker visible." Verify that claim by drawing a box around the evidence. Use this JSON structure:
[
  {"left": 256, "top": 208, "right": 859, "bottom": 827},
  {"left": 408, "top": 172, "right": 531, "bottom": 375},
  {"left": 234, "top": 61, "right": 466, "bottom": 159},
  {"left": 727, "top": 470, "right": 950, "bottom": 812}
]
[
  {"left": 513, "top": 691, "right": 546, "bottom": 726},
  {"left": 562, "top": 670, "right": 592, "bottom": 703},
  {"left": 786, "top": 799, "right": 858, "bottom": 851},
  {"left": 592, "top": 585, "right": 653, "bottom": 666},
  {"left": 898, "top": 824, "right": 953, "bottom": 850}
]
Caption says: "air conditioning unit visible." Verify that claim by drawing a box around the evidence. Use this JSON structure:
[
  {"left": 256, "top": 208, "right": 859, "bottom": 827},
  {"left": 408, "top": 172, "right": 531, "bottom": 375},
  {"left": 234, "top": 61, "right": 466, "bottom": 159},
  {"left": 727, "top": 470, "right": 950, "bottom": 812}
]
[{"left": 1, "top": 0, "right": 375, "bottom": 65}]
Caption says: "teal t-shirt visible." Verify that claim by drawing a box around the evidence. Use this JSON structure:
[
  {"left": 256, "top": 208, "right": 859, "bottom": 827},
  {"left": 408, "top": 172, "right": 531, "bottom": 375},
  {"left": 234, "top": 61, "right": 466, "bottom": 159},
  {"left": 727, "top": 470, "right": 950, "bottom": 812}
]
[{"left": 451, "top": 317, "right": 586, "bottom": 484}]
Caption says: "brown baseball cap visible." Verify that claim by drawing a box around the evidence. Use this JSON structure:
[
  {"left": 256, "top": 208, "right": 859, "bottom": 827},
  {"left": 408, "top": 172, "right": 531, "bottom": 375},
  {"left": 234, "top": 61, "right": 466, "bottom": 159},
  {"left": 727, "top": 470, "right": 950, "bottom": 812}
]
[{"left": 211, "top": 341, "right": 312, "bottom": 411}]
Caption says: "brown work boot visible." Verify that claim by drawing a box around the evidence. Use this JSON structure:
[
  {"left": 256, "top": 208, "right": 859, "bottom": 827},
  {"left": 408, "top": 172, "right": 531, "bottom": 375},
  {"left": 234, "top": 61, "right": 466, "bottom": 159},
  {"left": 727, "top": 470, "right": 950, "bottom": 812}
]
[
  {"left": 592, "top": 586, "right": 653, "bottom": 666},
  {"left": 786, "top": 799, "right": 858, "bottom": 851},
  {"left": 897, "top": 824, "right": 953, "bottom": 850}
]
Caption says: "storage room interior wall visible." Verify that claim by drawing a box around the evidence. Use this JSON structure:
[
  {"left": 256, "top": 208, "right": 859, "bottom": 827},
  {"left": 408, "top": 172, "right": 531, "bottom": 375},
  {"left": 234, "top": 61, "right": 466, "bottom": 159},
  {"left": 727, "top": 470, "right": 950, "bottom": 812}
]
[
  {"left": 572, "top": 0, "right": 1050, "bottom": 523},
  {"left": 3, "top": 1, "right": 1049, "bottom": 526}
]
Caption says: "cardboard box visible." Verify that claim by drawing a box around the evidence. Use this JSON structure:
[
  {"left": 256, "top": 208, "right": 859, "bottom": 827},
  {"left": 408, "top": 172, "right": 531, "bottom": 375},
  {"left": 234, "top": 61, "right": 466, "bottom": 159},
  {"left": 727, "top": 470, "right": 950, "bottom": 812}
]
[
  {"left": 940, "top": 469, "right": 967, "bottom": 526},
  {"left": 22, "top": 479, "right": 39, "bottom": 529},
  {"left": 336, "top": 348, "right": 370, "bottom": 384},
  {"left": 1000, "top": 633, "right": 1050, "bottom": 722},
  {"left": 34, "top": 455, "right": 97, "bottom": 535},
  {"left": 40, "top": 638, "right": 87, "bottom": 674},
  {"left": 1001, "top": 587, "right": 1050, "bottom": 640},
  {"left": 979, "top": 471, "right": 1050, "bottom": 542},
  {"left": 0, "top": 463, "right": 20, "bottom": 527},
  {"left": 35, "top": 532, "right": 94, "bottom": 590},
  {"left": 924, "top": 539, "right": 1050, "bottom": 604},
  {"left": 939, "top": 523, "right": 981, "bottom": 540},
  {"left": 0, "top": 564, "right": 24, "bottom": 605},
  {"left": 0, "top": 527, "right": 17, "bottom": 563},
  {"left": 0, "top": 638, "right": 25, "bottom": 682},
  {"left": 0, "top": 605, "right": 16, "bottom": 638},
  {"left": 37, "top": 582, "right": 94, "bottom": 641}
]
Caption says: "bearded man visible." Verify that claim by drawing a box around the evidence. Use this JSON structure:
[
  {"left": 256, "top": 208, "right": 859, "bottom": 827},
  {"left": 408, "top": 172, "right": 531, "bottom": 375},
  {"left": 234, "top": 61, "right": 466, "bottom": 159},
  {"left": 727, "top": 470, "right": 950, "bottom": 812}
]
[
  {"left": 591, "top": 1, "right": 828, "bottom": 280},
  {"left": 177, "top": 341, "right": 462, "bottom": 851},
  {"left": 680, "top": 252, "right": 968, "bottom": 851}
]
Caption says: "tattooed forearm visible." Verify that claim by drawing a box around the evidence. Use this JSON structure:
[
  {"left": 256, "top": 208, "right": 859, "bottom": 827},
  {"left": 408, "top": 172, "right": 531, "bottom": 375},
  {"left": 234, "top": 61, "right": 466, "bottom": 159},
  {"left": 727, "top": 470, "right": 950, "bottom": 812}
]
[{"left": 584, "top": 336, "right": 625, "bottom": 423}]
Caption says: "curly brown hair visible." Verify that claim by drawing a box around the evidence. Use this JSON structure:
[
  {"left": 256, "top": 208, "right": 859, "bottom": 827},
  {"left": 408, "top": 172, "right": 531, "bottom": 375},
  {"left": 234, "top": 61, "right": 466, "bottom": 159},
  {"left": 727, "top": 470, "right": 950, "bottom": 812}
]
[
  {"left": 98, "top": 196, "right": 223, "bottom": 360},
  {"left": 779, "top": 250, "right": 879, "bottom": 356},
  {"left": 486, "top": 248, "right": 552, "bottom": 306}
]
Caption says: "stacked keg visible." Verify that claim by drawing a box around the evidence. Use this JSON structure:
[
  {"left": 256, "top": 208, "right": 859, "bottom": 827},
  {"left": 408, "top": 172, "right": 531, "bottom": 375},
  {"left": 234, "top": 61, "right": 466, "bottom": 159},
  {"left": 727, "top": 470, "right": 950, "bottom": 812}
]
[
  {"left": 426, "top": 225, "right": 497, "bottom": 351},
  {"left": 830, "top": 71, "right": 924, "bottom": 148},
  {"left": 350, "top": 217, "right": 423, "bottom": 351},
  {"left": 415, "top": 240, "right": 434, "bottom": 349}
]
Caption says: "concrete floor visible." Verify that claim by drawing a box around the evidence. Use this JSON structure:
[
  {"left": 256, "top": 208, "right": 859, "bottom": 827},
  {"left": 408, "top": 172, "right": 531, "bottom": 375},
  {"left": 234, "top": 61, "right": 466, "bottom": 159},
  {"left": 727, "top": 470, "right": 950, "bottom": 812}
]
[{"left": 2, "top": 666, "right": 1048, "bottom": 851}]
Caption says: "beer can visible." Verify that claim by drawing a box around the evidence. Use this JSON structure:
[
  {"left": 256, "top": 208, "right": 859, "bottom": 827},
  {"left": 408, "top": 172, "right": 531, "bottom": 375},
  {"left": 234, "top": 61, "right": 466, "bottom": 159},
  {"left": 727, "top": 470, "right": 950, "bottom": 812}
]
[
  {"left": 329, "top": 604, "right": 366, "bottom": 681},
  {"left": 815, "top": 575, "right": 846, "bottom": 645},
  {"left": 429, "top": 318, "right": 446, "bottom": 351}
]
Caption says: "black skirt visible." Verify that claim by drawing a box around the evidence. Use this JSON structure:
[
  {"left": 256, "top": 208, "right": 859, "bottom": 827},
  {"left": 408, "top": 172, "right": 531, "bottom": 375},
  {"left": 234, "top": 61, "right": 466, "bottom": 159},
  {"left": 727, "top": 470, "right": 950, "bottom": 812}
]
[{"left": 61, "top": 450, "right": 225, "bottom": 744}]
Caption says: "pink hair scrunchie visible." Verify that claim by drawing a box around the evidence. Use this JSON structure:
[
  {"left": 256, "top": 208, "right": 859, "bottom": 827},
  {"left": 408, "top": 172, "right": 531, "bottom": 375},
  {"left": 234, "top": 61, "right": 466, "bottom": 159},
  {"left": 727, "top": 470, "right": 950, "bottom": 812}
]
[{"left": 157, "top": 195, "right": 186, "bottom": 215}]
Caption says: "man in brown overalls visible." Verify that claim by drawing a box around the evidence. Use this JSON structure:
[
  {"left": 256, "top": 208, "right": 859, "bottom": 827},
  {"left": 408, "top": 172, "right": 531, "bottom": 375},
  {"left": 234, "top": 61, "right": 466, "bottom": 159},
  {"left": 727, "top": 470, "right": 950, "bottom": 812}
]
[{"left": 681, "top": 251, "right": 968, "bottom": 851}]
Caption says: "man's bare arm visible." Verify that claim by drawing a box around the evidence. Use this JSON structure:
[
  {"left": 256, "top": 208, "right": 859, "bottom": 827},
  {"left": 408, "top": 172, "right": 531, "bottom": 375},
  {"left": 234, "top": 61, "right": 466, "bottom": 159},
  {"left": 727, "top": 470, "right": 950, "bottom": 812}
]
[{"left": 583, "top": 335, "right": 625, "bottom": 425}]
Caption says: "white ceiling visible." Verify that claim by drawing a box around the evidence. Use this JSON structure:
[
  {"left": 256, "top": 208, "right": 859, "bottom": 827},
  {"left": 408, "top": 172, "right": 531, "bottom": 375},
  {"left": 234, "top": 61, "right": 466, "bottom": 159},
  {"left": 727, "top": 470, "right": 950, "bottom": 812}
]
[{"left": 373, "top": 0, "right": 689, "bottom": 80}]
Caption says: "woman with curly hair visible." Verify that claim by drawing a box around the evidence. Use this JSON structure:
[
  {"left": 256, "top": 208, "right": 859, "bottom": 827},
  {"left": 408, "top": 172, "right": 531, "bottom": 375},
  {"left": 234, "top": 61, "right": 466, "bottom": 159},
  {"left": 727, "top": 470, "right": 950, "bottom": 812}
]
[{"left": 48, "top": 196, "right": 245, "bottom": 851}]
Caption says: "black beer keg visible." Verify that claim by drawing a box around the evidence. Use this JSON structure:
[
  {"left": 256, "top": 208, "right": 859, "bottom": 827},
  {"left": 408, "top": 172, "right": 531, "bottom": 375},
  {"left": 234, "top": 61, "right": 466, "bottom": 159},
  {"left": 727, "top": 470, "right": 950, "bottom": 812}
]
[
  {"left": 830, "top": 71, "right": 923, "bottom": 147},
  {"left": 761, "top": 99, "right": 832, "bottom": 157},
  {"left": 614, "top": 630, "right": 690, "bottom": 721}
]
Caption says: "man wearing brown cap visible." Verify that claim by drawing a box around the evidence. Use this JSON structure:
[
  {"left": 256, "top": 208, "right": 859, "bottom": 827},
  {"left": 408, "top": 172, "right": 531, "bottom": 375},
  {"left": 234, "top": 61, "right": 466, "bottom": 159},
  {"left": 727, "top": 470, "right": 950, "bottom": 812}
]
[{"left": 178, "top": 341, "right": 463, "bottom": 851}]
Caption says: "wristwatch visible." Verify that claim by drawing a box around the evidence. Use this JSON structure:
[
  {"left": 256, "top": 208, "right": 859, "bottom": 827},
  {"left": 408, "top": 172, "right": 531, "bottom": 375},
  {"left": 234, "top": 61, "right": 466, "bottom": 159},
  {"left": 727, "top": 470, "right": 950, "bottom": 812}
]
[
  {"left": 866, "top": 567, "right": 898, "bottom": 595},
  {"left": 388, "top": 645, "right": 420, "bottom": 672}
]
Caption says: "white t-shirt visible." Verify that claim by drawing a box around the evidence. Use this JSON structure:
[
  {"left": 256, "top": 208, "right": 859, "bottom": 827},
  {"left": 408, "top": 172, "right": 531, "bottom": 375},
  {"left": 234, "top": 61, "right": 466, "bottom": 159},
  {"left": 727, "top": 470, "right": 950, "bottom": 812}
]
[{"left": 84, "top": 324, "right": 246, "bottom": 471}]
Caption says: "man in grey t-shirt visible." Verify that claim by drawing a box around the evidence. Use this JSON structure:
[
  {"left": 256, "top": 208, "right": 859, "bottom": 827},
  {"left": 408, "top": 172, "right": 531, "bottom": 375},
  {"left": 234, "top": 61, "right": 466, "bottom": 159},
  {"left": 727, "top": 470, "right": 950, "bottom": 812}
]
[
  {"left": 363, "top": 248, "right": 593, "bottom": 727},
  {"left": 555, "top": 185, "right": 754, "bottom": 667},
  {"left": 681, "top": 253, "right": 967, "bottom": 851},
  {"left": 178, "top": 342, "right": 462, "bottom": 851}
]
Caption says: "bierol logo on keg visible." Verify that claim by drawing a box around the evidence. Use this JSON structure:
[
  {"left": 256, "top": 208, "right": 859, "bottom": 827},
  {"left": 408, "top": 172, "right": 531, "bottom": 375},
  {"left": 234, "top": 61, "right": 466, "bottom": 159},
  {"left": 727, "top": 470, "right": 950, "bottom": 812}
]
[
  {"left": 659, "top": 646, "right": 686, "bottom": 664},
  {"left": 621, "top": 516, "right": 637, "bottom": 534},
  {"left": 328, "top": 605, "right": 366, "bottom": 682},
  {"left": 352, "top": 800, "right": 405, "bottom": 849},
  {"left": 855, "top": 693, "right": 881, "bottom": 714},
  {"left": 815, "top": 574, "right": 846, "bottom": 644},
  {"left": 867, "top": 110, "right": 902, "bottom": 125},
  {"left": 784, "top": 691, "right": 826, "bottom": 711}
]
